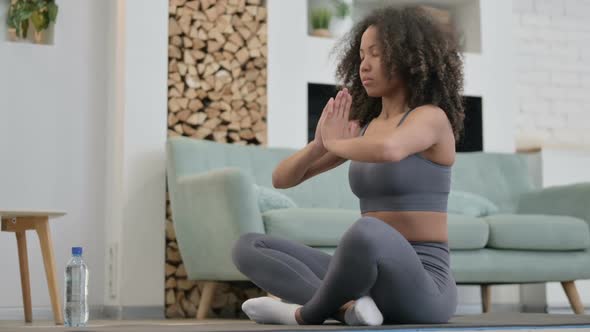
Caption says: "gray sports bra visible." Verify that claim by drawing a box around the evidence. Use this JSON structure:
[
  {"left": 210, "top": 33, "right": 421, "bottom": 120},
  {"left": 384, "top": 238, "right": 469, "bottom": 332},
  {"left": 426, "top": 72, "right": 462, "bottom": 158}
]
[{"left": 348, "top": 109, "right": 452, "bottom": 213}]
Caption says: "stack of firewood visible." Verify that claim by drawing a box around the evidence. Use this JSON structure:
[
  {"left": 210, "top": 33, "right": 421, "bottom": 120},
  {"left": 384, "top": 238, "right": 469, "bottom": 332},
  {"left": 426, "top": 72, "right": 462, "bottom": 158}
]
[
  {"left": 167, "top": 0, "right": 267, "bottom": 145},
  {"left": 165, "top": 0, "right": 268, "bottom": 319}
]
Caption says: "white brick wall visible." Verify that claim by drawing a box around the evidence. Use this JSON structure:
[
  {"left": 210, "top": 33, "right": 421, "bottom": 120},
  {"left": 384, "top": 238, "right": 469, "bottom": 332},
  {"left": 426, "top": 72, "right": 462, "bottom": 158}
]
[{"left": 513, "top": 0, "right": 590, "bottom": 148}]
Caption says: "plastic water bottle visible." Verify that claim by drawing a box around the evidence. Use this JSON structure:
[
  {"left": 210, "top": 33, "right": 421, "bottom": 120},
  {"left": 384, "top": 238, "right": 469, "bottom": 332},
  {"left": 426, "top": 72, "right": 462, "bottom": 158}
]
[{"left": 64, "top": 247, "right": 89, "bottom": 327}]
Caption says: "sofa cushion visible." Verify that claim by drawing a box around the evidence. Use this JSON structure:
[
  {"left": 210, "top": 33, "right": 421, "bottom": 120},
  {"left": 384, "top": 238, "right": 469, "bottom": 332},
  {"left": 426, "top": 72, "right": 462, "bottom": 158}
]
[
  {"left": 448, "top": 191, "right": 499, "bottom": 217},
  {"left": 484, "top": 214, "right": 590, "bottom": 251},
  {"left": 452, "top": 249, "right": 590, "bottom": 283},
  {"left": 262, "top": 208, "right": 360, "bottom": 246},
  {"left": 263, "top": 209, "right": 490, "bottom": 250},
  {"left": 253, "top": 184, "right": 297, "bottom": 213},
  {"left": 448, "top": 214, "right": 489, "bottom": 250}
]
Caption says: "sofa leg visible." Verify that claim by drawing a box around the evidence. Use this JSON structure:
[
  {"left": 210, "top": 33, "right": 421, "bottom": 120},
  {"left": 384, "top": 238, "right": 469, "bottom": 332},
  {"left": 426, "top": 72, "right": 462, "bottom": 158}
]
[
  {"left": 196, "top": 281, "right": 218, "bottom": 320},
  {"left": 561, "top": 281, "right": 585, "bottom": 314},
  {"left": 481, "top": 284, "right": 491, "bottom": 313}
]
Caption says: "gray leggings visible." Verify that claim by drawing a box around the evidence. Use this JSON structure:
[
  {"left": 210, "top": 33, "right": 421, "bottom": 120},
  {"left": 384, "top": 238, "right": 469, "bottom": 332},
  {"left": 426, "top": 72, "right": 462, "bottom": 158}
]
[{"left": 231, "top": 216, "right": 458, "bottom": 324}]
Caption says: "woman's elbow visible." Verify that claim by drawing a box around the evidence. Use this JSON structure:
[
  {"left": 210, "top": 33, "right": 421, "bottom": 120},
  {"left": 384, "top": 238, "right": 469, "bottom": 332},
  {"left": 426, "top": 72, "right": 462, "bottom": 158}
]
[
  {"left": 272, "top": 171, "right": 284, "bottom": 189},
  {"left": 379, "top": 141, "right": 404, "bottom": 163},
  {"left": 272, "top": 171, "right": 290, "bottom": 189}
]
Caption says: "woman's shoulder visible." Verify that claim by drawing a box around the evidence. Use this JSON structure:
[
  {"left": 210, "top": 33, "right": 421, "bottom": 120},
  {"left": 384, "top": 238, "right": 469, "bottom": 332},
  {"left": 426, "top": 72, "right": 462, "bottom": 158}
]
[
  {"left": 411, "top": 104, "right": 446, "bottom": 116},
  {"left": 407, "top": 104, "right": 450, "bottom": 127}
]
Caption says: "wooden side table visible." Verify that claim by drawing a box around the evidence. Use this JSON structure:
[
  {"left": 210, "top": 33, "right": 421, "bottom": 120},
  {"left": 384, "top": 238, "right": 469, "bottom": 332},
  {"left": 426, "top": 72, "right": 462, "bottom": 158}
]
[{"left": 0, "top": 210, "right": 66, "bottom": 325}]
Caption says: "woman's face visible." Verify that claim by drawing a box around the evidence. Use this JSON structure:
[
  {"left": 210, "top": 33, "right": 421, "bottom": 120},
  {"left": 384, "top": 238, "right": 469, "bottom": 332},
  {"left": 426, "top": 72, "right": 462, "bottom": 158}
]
[{"left": 359, "top": 25, "right": 402, "bottom": 97}]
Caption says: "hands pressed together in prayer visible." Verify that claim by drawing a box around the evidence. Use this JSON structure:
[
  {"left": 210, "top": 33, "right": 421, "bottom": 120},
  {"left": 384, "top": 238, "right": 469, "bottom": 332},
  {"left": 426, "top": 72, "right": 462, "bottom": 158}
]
[{"left": 313, "top": 88, "right": 361, "bottom": 153}]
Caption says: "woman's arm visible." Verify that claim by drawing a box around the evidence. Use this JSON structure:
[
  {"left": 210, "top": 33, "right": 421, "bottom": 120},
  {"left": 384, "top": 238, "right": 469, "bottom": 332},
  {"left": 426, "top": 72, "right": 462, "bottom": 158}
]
[
  {"left": 323, "top": 105, "right": 449, "bottom": 162},
  {"left": 272, "top": 142, "right": 346, "bottom": 189},
  {"left": 298, "top": 150, "right": 347, "bottom": 184},
  {"left": 273, "top": 89, "right": 359, "bottom": 189}
]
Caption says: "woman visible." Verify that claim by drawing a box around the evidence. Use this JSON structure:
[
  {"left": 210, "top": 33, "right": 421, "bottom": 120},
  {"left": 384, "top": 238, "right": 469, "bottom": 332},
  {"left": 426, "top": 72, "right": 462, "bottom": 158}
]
[{"left": 232, "top": 5, "right": 465, "bottom": 326}]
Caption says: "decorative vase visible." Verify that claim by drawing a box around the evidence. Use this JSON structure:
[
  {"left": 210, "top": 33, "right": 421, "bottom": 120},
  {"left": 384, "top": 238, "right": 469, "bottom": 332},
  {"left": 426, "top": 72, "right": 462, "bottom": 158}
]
[
  {"left": 329, "top": 16, "right": 353, "bottom": 38},
  {"left": 311, "top": 29, "right": 331, "bottom": 38},
  {"left": 8, "top": 28, "right": 18, "bottom": 41},
  {"left": 33, "top": 30, "right": 44, "bottom": 44}
]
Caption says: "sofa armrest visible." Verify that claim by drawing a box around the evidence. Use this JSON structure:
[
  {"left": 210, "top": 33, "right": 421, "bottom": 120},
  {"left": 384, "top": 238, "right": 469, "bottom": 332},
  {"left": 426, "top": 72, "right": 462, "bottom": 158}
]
[
  {"left": 171, "top": 167, "right": 265, "bottom": 280},
  {"left": 517, "top": 183, "right": 590, "bottom": 227}
]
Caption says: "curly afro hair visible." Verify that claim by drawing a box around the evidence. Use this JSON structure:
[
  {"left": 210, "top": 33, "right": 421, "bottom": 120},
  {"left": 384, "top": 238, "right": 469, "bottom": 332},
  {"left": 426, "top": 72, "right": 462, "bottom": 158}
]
[{"left": 333, "top": 5, "right": 465, "bottom": 140}]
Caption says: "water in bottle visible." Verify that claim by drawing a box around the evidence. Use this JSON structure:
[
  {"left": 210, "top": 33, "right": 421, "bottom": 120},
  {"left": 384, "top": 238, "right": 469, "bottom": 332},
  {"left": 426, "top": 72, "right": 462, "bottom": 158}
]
[{"left": 64, "top": 247, "right": 89, "bottom": 327}]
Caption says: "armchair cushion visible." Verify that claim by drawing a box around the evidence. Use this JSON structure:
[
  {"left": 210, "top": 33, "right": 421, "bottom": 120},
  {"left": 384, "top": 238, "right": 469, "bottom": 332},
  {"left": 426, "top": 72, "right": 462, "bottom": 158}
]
[{"left": 517, "top": 183, "right": 590, "bottom": 228}]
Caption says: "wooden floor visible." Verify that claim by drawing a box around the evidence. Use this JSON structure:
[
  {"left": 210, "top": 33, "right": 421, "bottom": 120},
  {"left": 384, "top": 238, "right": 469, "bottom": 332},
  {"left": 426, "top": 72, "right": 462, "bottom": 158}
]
[{"left": 1, "top": 315, "right": 590, "bottom": 332}]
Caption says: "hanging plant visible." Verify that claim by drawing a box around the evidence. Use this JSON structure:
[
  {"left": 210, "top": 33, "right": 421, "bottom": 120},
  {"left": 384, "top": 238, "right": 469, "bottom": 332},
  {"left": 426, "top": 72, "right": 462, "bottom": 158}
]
[{"left": 6, "top": 0, "right": 58, "bottom": 43}]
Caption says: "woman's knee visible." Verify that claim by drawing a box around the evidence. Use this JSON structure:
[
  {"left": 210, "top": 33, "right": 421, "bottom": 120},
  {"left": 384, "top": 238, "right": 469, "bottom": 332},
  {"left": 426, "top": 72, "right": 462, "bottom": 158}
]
[
  {"left": 231, "top": 232, "right": 265, "bottom": 271},
  {"left": 340, "top": 217, "right": 384, "bottom": 253}
]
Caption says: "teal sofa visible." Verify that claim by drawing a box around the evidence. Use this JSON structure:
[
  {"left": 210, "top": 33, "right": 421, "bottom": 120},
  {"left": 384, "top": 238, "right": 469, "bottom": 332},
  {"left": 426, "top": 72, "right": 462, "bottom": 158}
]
[{"left": 166, "top": 136, "right": 590, "bottom": 319}]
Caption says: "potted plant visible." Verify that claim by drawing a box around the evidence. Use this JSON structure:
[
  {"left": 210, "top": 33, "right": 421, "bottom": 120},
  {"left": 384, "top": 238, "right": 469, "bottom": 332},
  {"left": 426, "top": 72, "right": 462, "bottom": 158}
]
[
  {"left": 6, "top": 0, "right": 58, "bottom": 44},
  {"left": 310, "top": 7, "right": 332, "bottom": 38},
  {"left": 7, "top": 21, "right": 19, "bottom": 41},
  {"left": 7, "top": 0, "right": 33, "bottom": 41},
  {"left": 329, "top": 0, "right": 353, "bottom": 38},
  {"left": 30, "top": 0, "right": 58, "bottom": 43}
]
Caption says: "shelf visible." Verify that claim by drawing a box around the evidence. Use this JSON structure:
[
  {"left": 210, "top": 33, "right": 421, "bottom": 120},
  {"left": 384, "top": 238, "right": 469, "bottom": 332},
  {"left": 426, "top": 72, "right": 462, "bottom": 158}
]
[
  {"left": 304, "top": 36, "right": 338, "bottom": 85},
  {"left": 307, "top": 0, "right": 481, "bottom": 54}
]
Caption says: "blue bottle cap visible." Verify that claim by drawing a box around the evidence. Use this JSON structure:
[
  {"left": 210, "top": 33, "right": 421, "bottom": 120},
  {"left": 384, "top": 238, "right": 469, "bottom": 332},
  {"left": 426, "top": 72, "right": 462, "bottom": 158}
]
[{"left": 72, "top": 247, "right": 83, "bottom": 256}]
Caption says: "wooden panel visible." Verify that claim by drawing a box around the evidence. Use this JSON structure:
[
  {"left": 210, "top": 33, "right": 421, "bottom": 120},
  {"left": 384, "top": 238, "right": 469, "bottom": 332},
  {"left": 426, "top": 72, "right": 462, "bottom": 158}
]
[{"left": 1, "top": 217, "right": 47, "bottom": 232}]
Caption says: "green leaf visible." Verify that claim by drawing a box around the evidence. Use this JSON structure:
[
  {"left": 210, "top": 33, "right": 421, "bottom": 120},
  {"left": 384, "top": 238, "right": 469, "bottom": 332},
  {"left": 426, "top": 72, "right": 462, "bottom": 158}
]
[
  {"left": 332, "top": 0, "right": 350, "bottom": 18},
  {"left": 311, "top": 8, "right": 323, "bottom": 29},
  {"left": 320, "top": 9, "right": 331, "bottom": 29},
  {"left": 311, "top": 13, "right": 319, "bottom": 29},
  {"left": 17, "top": 11, "right": 29, "bottom": 21},
  {"left": 21, "top": 18, "right": 29, "bottom": 38},
  {"left": 30, "top": 10, "right": 45, "bottom": 30},
  {"left": 47, "top": 2, "right": 58, "bottom": 23},
  {"left": 7, "top": 7, "right": 17, "bottom": 28}
]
